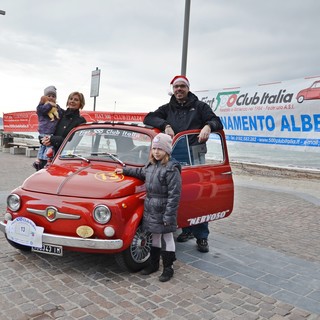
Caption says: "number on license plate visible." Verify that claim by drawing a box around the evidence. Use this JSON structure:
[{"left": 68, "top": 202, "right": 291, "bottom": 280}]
[{"left": 32, "top": 244, "right": 63, "bottom": 256}]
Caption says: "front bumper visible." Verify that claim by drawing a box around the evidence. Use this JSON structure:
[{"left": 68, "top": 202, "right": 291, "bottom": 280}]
[{"left": 0, "top": 221, "right": 123, "bottom": 250}]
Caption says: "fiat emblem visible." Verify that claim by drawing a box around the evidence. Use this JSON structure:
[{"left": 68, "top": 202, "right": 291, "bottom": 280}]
[{"left": 46, "top": 207, "right": 57, "bottom": 221}]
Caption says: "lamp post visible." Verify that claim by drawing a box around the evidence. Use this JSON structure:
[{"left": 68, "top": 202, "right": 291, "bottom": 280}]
[
  {"left": 181, "top": 0, "right": 190, "bottom": 76},
  {"left": 0, "top": 10, "right": 6, "bottom": 15}
]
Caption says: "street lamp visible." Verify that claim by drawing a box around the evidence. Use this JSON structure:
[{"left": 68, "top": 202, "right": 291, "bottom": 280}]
[
  {"left": 0, "top": 10, "right": 6, "bottom": 15},
  {"left": 181, "top": 0, "right": 190, "bottom": 76}
]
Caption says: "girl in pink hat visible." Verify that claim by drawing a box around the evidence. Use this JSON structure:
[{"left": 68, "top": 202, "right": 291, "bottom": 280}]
[{"left": 115, "top": 133, "right": 182, "bottom": 282}]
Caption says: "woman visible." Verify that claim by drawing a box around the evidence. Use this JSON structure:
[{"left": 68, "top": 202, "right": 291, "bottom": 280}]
[{"left": 40, "top": 91, "right": 86, "bottom": 168}]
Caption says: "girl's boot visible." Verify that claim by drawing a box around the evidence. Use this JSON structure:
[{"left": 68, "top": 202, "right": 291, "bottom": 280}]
[
  {"left": 141, "top": 246, "right": 161, "bottom": 275},
  {"left": 159, "top": 251, "right": 176, "bottom": 282}
]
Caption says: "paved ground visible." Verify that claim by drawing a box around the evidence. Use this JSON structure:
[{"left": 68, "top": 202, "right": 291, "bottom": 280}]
[{"left": 0, "top": 151, "right": 319, "bottom": 320}]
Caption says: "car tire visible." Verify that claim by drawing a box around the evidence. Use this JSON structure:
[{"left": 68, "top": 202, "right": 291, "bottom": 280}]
[
  {"left": 297, "top": 96, "right": 304, "bottom": 103},
  {"left": 114, "top": 225, "right": 152, "bottom": 272}
]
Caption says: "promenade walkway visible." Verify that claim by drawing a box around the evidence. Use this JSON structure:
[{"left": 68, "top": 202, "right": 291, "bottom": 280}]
[{"left": 0, "top": 151, "right": 319, "bottom": 319}]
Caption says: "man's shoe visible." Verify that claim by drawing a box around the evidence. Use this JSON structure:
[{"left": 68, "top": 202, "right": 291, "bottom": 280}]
[
  {"left": 196, "top": 239, "right": 209, "bottom": 253},
  {"left": 177, "top": 231, "right": 194, "bottom": 242}
]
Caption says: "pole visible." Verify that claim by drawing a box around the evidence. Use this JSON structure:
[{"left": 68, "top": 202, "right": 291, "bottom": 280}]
[
  {"left": 94, "top": 67, "right": 97, "bottom": 111},
  {"left": 93, "top": 67, "right": 97, "bottom": 111},
  {"left": 181, "top": 0, "right": 191, "bottom": 76}
]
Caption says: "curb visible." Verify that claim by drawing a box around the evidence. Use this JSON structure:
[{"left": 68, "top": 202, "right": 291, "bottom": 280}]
[{"left": 231, "top": 161, "right": 320, "bottom": 180}]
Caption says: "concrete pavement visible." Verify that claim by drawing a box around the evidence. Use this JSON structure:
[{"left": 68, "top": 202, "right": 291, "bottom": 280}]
[{"left": 0, "top": 151, "right": 319, "bottom": 319}]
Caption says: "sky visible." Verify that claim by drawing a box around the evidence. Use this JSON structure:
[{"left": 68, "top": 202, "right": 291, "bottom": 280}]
[{"left": 1, "top": 0, "right": 320, "bottom": 115}]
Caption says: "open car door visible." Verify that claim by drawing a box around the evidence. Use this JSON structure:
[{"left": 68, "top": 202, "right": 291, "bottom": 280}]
[{"left": 172, "top": 130, "right": 234, "bottom": 228}]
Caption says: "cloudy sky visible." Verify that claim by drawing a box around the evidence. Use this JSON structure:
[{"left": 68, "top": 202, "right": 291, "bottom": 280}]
[{"left": 1, "top": 0, "right": 319, "bottom": 115}]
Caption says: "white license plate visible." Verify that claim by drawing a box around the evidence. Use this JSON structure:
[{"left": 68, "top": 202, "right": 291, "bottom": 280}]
[
  {"left": 32, "top": 243, "right": 63, "bottom": 256},
  {"left": 6, "top": 217, "right": 44, "bottom": 248}
]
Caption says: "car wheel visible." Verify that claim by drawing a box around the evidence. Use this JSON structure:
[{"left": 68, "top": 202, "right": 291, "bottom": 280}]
[
  {"left": 6, "top": 237, "right": 31, "bottom": 252},
  {"left": 297, "top": 96, "right": 304, "bottom": 103},
  {"left": 114, "top": 225, "right": 152, "bottom": 272}
]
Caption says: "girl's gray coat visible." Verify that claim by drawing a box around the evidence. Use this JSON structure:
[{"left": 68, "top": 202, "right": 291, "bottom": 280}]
[{"left": 123, "top": 159, "right": 182, "bottom": 234}]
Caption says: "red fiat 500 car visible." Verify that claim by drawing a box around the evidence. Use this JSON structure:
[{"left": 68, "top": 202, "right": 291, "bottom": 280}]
[
  {"left": 296, "top": 80, "right": 320, "bottom": 103},
  {"left": 0, "top": 122, "right": 234, "bottom": 271}
]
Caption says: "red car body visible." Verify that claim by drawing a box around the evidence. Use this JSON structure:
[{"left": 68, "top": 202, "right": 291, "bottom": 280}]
[{"left": 0, "top": 122, "right": 234, "bottom": 271}]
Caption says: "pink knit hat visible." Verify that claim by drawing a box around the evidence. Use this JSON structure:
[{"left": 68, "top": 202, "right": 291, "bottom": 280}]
[{"left": 152, "top": 133, "right": 172, "bottom": 154}]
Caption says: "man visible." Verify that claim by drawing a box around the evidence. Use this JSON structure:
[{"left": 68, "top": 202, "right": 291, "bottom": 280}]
[{"left": 143, "top": 75, "right": 223, "bottom": 253}]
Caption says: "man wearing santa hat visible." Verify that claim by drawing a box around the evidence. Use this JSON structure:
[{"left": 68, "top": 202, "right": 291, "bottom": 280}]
[{"left": 143, "top": 75, "right": 223, "bottom": 253}]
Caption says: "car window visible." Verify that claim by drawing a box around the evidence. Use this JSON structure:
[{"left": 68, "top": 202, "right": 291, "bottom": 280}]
[
  {"left": 313, "top": 81, "right": 320, "bottom": 89},
  {"left": 172, "top": 132, "right": 224, "bottom": 166},
  {"left": 60, "top": 128, "right": 152, "bottom": 165},
  {"left": 206, "top": 133, "right": 225, "bottom": 164}
]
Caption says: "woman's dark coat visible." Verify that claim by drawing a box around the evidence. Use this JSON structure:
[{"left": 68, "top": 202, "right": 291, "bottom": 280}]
[{"left": 50, "top": 108, "right": 86, "bottom": 151}]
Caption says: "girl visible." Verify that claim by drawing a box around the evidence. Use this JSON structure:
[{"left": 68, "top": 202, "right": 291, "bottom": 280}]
[{"left": 115, "top": 133, "right": 182, "bottom": 282}]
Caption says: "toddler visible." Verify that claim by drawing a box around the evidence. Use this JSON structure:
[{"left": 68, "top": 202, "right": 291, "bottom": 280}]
[{"left": 32, "top": 86, "right": 63, "bottom": 170}]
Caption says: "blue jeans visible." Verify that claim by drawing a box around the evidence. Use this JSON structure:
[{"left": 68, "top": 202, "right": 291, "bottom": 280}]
[
  {"left": 37, "top": 144, "right": 54, "bottom": 160},
  {"left": 181, "top": 222, "right": 209, "bottom": 240}
]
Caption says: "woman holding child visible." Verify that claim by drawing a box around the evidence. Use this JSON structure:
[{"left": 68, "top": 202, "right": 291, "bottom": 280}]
[{"left": 36, "top": 90, "right": 86, "bottom": 170}]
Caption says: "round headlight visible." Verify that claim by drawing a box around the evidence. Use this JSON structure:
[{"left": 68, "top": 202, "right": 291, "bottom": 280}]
[
  {"left": 93, "top": 205, "right": 111, "bottom": 224},
  {"left": 7, "top": 194, "right": 21, "bottom": 212}
]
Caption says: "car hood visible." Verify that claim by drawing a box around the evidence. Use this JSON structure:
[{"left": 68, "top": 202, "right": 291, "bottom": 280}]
[{"left": 22, "top": 163, "right": 145, "bottom": 198}]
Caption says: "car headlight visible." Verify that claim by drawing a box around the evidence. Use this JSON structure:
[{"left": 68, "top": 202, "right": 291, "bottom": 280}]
[
  {"left": 7, "top": 194, "right": 21, "bottom": 212},
  {"left": 93, "top": 205, "right": 111, "bottom": 224}
]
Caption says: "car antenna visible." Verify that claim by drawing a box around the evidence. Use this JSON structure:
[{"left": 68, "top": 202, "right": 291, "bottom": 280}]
[{"left": 112, "top": 101, "right": 116, "bottom": 125}]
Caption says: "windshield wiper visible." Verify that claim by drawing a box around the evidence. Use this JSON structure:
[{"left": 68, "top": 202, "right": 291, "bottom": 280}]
[
  {"left": 61, "top": 153, "right": 90, "bottom": 163},
  {"left": 90, "top": 152, "right": 126, "bottom": 167}
]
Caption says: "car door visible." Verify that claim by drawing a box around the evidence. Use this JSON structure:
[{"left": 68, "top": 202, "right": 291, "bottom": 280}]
[{"left": 172, "top": 130, "right": 234, "bottom": 228}]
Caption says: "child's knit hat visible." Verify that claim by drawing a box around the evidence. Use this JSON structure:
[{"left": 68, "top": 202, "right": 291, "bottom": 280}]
[
  {"left": 152, "top": 133, "right": 172, "bottom": 155},
  {"left": 44, "top": 86, "right": 57, "bottom": 97}
]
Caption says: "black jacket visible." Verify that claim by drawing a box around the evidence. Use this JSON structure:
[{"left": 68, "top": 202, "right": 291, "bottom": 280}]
[
  {"left": 144, "top": 92, "right": 223, "bottom": 144},
  {"left": 50, "top": 108, "right": 86, "bottom": 151}
]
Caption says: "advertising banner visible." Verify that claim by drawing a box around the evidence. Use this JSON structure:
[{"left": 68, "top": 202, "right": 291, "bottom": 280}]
[
  {"left": 196, "top": 76, "right": 320, "bottom": 151},
  {"left": 3, "top": 111, "right": 38, "bottom": 132},
  {"left": 3, "top": 111, "right": 147, "bottom": 132}
]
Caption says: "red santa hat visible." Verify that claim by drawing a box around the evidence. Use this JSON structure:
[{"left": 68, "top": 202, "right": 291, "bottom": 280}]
[{"left": 170, "top": 75, "right": 190, "bottom": 87}]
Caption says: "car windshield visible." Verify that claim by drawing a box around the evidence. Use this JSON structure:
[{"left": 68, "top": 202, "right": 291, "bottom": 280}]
[{"left": 59, "top": 128, "right": 152, "bottom": 166}]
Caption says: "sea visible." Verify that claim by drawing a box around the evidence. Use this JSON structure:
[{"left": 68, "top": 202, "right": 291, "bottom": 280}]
[
  {"left": 1, "top": 127, "right": 319, "bottom": 171},
  {"left": 226, "top": 142, "right": 319, "bottom": 171}
]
